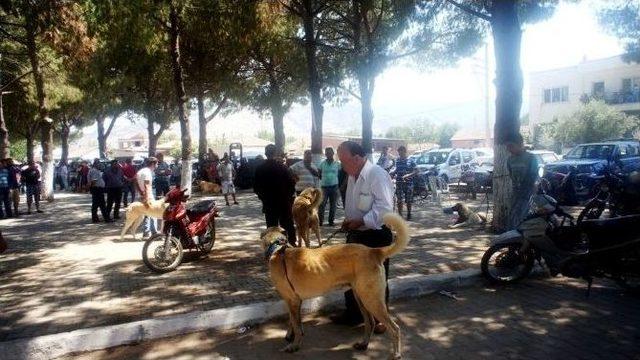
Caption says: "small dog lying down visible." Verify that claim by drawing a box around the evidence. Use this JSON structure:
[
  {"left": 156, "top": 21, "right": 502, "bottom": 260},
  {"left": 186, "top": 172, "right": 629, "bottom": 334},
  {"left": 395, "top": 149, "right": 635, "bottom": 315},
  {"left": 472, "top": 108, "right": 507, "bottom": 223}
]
[
  {"left": 197, "top": 180, "right": 221, "bottom": 194},
  {"left": 120, "top": 199, "right": 168, "bottom": 240},
  {"left": 260, "top": 212, "right": 409, "bottom": 359},
  {"left": 445, "top": 202, "right": 487, "bottom": 228}
]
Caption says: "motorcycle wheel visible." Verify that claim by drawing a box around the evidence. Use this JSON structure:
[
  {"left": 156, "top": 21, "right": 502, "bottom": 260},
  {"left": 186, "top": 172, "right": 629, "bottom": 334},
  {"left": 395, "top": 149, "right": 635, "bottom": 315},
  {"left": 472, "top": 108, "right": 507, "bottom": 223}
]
[
  {"left": 481, "top": 242, "right": 534, "bottom": 284},
  {"left": 577, "top": 199, "right": 606, "bottom": 224},
  {"left": 199, "top": 221, "right": 216, "bottom": 254},
  {"left": 142, "top": 234, "right": 184, "bottom": 273}
]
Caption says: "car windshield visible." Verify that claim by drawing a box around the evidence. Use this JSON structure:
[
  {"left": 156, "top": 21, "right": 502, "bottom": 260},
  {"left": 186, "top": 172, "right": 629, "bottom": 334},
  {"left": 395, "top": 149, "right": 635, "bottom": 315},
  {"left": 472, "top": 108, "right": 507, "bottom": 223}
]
[
  {"left": 417, "top": 151, "right": 449, "bottom": 165},
  {"left": 534, "top": 153, "right": 559, "bottom": 164},
  {"left": 565, "top": 145, "right": 614, "bottom": 160}
]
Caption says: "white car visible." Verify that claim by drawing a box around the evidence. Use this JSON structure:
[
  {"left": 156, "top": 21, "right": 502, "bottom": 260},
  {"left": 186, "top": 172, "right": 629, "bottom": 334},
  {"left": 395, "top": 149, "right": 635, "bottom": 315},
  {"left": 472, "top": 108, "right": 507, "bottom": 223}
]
[
  {"left": 416, "top": 148, "right": 477, "bottom": 183},
  {"left": 473, "top": 147, "right": 494, "bottom": 166}
]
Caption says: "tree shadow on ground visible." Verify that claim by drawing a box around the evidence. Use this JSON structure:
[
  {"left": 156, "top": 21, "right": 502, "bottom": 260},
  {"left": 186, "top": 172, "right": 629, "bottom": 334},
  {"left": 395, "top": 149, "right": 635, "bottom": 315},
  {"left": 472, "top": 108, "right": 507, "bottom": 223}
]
[{"left": 63, "top": 278, "right": 640, "bottom": 360}]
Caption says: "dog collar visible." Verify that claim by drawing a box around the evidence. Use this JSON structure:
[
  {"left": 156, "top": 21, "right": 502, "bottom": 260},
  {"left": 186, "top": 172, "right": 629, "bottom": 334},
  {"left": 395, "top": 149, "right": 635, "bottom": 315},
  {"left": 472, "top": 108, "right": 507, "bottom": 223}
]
[{"left": 264, "top": 240, "right": 285, "bottom": 261}]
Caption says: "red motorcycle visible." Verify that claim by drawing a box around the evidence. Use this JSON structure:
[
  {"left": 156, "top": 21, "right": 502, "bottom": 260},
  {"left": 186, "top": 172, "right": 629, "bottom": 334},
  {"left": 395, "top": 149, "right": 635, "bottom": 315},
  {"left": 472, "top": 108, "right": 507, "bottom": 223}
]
[{"left": 142, "top": 187, "right": 219, "bottom": 273}]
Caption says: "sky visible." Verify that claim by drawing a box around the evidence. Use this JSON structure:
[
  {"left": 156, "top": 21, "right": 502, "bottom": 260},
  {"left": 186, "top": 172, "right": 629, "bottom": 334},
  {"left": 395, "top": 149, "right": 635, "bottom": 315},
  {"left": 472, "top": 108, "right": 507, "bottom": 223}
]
[{"left": 79, "top": 0, "right": 625, "bottom": 149}]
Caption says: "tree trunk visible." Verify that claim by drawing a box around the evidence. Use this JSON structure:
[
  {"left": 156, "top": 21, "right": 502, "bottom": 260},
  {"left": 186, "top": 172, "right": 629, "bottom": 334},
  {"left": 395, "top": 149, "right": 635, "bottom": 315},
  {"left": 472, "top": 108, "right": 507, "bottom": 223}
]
[
  {"left": 96, "top": 115, "right": 107, "bottom": 159},
  {"left": 168, "top": 2, "right": 192, "bottom": 192},
  {"left": 0, "top": 93, "right": 9, "bottom": 159},
  {"left": 490, "top": 0, "right": 523, "bottom": 231},
  {"left": 26, "top": 133, "right": 35, "bottom": 162},
  {"left": 60, "top": 125, "right": 70, "bottom": 164},
  {"left": 301, "top": 0, "right": 324, "bottom": 158},
  {"left": 197, "top": 94, "right": 207, "bottom": 164},
  {"left": 271, "top": 103, "right": 286, "bottom": 154},
  {"left": 358, "top": 75, "right": 375, "bottom": 155},
  {"left": 147, "top": 116, "right": 158, "bottom": 158},
  {"left": 26, "top": 12, "right": 54, "bottom": 201}
]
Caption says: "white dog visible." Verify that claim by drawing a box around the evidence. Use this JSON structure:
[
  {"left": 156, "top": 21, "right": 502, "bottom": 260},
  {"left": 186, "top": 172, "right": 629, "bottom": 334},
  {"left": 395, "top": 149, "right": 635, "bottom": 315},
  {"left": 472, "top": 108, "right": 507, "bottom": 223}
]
[{"left": 120, "top": 199, "right": 168, "bottom": 240}]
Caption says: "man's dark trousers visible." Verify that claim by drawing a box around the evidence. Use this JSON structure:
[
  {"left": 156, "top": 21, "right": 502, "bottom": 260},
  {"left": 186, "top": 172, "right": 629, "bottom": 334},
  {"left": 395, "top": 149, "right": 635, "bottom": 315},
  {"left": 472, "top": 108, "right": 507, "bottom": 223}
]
[
  {"left": 264, "top": 201, "right": 297, "bottom": 246},
  {"left": 106, "top": 186, "right": 123, "bottom": 219},
  {"left": 0, "top": 187, "right": 12, "bottom": 218},
  {"left": 343, "top": 226, "right": 393, "bottom": 321},
  {"left": 90, "top": 186, "right": 108, "bottom": 221}
]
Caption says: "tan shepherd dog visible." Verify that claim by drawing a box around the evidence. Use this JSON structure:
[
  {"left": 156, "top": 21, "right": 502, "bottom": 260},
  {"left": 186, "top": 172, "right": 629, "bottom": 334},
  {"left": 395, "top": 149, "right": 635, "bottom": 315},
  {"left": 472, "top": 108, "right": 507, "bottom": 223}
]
[
  {"left": 119, "top": 199, "right": 168, "bottom": 240},
  {"left": 292, "top": 187, "right": 323, "bottom": 248},
  {"left": 197, "top": 180, "right": 221, "bottom": 194},
  {"left": 260, "top": 212, "right": 409, "bottom": 359}
]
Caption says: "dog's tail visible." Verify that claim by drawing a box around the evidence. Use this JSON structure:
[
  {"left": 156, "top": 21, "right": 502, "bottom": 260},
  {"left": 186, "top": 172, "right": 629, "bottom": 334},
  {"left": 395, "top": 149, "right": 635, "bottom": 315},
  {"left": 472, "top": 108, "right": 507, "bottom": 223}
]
[
  {"left": 377, "top": 213, "right": 410, "bottom": 260},
  {"left": 311, "top": 187, "right": 323, "bottom": 209}
]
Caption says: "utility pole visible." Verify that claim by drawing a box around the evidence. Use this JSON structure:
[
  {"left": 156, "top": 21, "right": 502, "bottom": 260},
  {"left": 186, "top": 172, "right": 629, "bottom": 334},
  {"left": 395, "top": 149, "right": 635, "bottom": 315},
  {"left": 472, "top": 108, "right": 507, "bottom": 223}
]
[{"left": 484, "top": 42, "right": 491, "bottom": 148}]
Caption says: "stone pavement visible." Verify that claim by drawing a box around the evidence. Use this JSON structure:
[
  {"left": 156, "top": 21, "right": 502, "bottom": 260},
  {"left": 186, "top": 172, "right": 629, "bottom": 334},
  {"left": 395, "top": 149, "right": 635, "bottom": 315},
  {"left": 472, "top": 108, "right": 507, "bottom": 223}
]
[
  {"left": 1, "top": 190, "right": 491, "bottom": 341},
  {"left": 61, "top": 277, "right": 640, "bottom": 360}
]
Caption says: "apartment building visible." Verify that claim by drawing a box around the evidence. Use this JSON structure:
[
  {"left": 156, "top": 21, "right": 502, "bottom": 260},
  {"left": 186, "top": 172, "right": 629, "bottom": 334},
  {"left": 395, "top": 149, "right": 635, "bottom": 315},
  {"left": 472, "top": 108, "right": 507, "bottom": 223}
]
[{"left": 529, "top": 55, "right": 640, "bottom": 134}]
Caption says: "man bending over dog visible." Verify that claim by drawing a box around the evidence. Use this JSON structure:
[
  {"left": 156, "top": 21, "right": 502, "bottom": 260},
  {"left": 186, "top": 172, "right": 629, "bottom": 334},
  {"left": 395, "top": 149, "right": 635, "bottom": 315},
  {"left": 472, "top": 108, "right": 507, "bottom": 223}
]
[{"left": 332, "top": 140, "right": 395, "bottom": 333}]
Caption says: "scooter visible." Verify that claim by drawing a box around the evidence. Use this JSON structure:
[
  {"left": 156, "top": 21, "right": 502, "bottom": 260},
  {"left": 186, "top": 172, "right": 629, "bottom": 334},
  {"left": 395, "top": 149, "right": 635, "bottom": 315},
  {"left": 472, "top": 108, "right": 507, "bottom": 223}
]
[
  {"left": 480, "top": 193, "right": 640, "bottom": 293},
  {"left": 142, "top": 187, "right": 219, "bottom": 273}
]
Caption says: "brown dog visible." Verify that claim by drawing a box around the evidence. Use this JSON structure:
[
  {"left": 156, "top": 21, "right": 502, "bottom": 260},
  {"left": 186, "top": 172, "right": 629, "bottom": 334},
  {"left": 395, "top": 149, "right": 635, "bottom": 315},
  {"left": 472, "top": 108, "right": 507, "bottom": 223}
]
[
  {"left": 260, "top": 212, "right": 409, "bottom": 359},
  {"left": 292, "top": 187, "right": 323, "bottom": 248},
  {"left": 448, "top": 202, "right": 486, "bottom": 228},
  {"left": 197, "top": 180, "right": 221, "bottom": 194}
]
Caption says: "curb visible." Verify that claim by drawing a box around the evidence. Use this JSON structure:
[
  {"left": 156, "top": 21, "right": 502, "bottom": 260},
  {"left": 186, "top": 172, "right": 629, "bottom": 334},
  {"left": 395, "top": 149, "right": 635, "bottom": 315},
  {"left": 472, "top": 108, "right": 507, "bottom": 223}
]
[{"left": 0, "top": 268, "right": 482, "bottom": 360}]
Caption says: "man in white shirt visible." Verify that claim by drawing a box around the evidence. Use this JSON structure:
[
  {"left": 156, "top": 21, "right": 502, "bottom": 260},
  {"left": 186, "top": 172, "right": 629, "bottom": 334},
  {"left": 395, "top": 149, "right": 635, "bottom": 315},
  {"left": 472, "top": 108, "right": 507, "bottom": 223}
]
[
  {"left": 332, "top": 141, "right": 394, "bottom": 333},
  {"left": 136, "top": 157, "right": 158, "bottom": 237},
  {"left": 217, "top": 156, "right": 238, "bottom": 206}
]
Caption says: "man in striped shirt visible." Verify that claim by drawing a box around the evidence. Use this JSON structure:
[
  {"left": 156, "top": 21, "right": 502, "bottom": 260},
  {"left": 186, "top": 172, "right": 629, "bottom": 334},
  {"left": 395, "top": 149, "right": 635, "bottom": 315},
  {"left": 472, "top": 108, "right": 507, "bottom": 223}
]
[
  {"left": 390, "top": 146, "right": 418, "bottom": 220},
  {"left": 289, "top": 150, "right": 320, "bottom": 195}
]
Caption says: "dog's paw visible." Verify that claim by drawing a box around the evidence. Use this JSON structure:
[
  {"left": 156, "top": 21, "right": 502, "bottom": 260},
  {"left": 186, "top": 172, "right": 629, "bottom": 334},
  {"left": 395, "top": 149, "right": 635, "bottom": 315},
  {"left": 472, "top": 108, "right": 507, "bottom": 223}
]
[
  {"left": 285, "top": 331, "right": 294, "bottom": 343},
  {"left": 353, "top": 341, "right": 369, "bottom": 351},
  {"left": 388, "top": 354, "right": 402, "bottom": 360},
  {"left": 282, "top": 344, "right": 300, "bottom": 353}
]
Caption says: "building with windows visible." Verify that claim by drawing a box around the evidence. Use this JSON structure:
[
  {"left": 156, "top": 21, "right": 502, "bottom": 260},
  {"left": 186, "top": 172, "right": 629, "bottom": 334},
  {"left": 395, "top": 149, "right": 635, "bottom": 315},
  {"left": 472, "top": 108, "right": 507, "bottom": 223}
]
[{"left": 529, "top": 55, "right": 640, "bottom": 135}]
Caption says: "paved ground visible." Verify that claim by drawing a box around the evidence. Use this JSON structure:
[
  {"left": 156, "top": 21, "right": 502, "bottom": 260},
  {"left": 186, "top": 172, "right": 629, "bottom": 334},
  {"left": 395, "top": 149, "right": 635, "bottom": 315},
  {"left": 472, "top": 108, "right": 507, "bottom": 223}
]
[
  {"left": 60, "top": 277, "right": 640, "bottom": 360},
  {"left": 1, "top": 189, "right": 492, "bottom": 341}
]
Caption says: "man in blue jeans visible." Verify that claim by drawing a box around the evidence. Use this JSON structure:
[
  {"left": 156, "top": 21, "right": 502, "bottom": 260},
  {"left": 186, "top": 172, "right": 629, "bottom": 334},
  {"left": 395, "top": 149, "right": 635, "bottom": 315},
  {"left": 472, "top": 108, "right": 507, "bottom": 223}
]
[
  {"left": 0, "top": 159, "right": 13, "bottom": 218},
  {"left": 318, "top": 147, "right": 341, "bottom": 226}
]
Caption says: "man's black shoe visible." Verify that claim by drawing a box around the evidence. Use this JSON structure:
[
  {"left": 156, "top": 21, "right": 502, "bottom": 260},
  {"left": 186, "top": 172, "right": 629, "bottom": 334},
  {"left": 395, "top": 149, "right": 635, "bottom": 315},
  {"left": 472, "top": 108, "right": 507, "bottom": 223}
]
[
  {"left": 36, "top": 209, "right": 44, "bottom": 213},
  {"left": 105, "top": 218, "right": 114, "bottom": 223},
  {"left": 329, "top": 313, "right": 363, "bottom": 326}
]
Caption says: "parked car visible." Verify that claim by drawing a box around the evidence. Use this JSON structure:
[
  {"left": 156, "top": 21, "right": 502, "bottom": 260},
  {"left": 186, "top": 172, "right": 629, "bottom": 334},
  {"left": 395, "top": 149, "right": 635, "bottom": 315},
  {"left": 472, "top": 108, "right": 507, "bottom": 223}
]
[
  {"left": 472, "top": 147, "right": 494, "bottom": 166},
  {"left": 415, "top": 148, "right": 477, "bottom": 183},
  {"left": 543, "top": 140, "right": 640, "bottom": 203}
]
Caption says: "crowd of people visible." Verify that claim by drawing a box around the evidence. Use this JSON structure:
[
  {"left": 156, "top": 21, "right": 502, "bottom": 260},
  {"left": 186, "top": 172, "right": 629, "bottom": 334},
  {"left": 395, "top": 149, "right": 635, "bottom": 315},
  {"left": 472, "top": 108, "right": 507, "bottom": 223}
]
[{"left": 81, "top": 154, "right": 180, "bottom": 227}]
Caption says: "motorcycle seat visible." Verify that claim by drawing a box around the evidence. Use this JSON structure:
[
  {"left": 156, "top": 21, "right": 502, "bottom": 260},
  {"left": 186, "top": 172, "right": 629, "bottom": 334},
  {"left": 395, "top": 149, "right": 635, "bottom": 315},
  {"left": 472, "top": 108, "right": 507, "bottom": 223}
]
[{"left": 187, "top": 199, "right": 216, "bottom": 216}]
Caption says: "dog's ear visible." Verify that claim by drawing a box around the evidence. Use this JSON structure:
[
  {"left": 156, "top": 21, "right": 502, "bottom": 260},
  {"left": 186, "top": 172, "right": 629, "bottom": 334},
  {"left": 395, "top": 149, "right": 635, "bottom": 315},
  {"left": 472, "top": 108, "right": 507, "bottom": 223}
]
[
  {"left": 260, "top": 229, "right": 268, "bottom": 239},
  {"left": 278, "top": 227, "right": 287, "bottom": 236}
]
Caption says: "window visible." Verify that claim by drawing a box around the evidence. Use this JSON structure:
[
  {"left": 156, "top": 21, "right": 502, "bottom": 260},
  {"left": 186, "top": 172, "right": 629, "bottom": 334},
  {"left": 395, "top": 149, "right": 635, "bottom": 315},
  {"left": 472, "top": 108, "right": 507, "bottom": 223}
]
[
  {"left": 543, "top": 86, "right": 568, "bottom": 103},
  {"left": 449, "top": 152, "right": 461, "bottom": 165},
  {"left": 592, "top": 81, "right": 605, "bottom": 97},
  {"left": 462, "top": 151, "right": 474, "bottom": 163}
]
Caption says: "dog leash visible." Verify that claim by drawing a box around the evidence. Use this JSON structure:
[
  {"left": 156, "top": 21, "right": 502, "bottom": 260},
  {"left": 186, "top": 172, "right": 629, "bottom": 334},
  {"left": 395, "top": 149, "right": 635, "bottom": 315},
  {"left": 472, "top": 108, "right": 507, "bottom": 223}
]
[
  {"left": 277, "top": 246, "right": 298, "bottom": 297},
  {"left": 323, "top": 228, "right": 345, "bottom": 245}
]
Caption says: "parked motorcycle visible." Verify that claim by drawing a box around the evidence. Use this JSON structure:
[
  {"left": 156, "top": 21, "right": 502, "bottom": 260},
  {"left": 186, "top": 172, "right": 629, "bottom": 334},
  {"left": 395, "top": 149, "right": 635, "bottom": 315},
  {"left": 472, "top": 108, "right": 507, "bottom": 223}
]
[
  {"left": 577, "top": 169, "right": 640, "bottom": 223},
  {"left": 481, "top": 193, "right": 640, "bottom": 292},
  {"left": 142, "top": 187, "right": 219, "bottom": 273}
]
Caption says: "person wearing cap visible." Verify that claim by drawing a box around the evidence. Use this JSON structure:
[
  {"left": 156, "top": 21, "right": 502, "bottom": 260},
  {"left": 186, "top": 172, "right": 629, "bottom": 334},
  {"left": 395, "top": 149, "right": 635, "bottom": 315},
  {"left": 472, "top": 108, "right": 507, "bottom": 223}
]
[
  {"left": 137, "top": 157, "right": 159, "bottom": 237},
  {"left": 88, "top": 159, "right": 108, "bottom": 222},
  {"left": 104, "top": 159, "right": 124, "bottom": 220}
]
